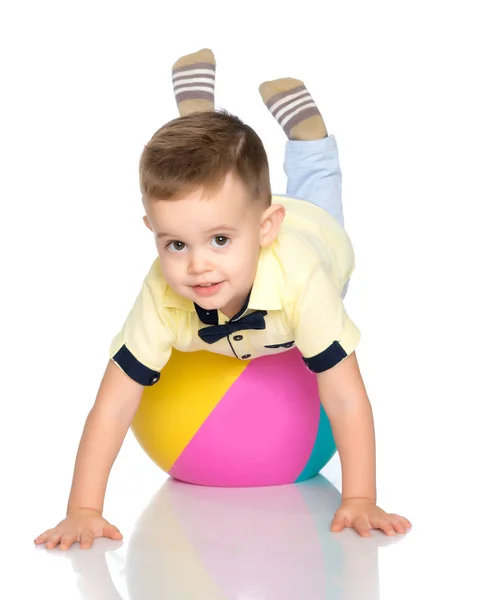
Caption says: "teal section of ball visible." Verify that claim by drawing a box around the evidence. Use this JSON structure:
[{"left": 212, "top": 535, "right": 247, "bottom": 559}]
[{"left": 295, "top": 403, "right": 336, "bottom": 482}]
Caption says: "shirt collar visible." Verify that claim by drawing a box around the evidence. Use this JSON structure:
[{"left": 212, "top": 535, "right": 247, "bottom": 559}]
[
  {"left": 248, "top": 243, "right": 283, "bottom": 311},
  {"left": 163, "top": 242, "right": 284, "bottom": 322},
  {"left": 163, "top": 285, "right": 196, "bottom": 312}
]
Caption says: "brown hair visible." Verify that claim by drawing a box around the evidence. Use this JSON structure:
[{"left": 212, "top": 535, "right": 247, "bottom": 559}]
[{"left": 139, "top": 110, "right": 271, "bottom": 206}]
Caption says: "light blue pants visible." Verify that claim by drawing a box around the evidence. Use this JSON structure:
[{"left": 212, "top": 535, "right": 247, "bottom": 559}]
[{"left": 275, "top": 134, "right": 350, "bottom": 298}]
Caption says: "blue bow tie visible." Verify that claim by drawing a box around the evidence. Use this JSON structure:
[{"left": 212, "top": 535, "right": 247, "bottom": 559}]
[{"left": 198, "top": 310, "right": 267, "bottom": 344}]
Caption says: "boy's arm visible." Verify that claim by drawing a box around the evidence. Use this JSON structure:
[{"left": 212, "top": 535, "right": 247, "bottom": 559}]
[
  {"left": 67, "top": 359, "right": 145, "bottom": 514},
  {"left": 35, "top": 358, "right": 146, "bottom": 550},
  {"left": 316, "top": 351, "right": 376, "bottom": 503},
  {"left": 317, "top": 352, "right": 411, "bottom": 536}
]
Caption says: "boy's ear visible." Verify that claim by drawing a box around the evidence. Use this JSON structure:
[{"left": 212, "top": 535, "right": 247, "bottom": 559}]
[
  {"left": 143, "top": 215, "right": 153, "bottom": 231},
  {"left": 260, "top": 204, "right": 285, "bottom": 247}
]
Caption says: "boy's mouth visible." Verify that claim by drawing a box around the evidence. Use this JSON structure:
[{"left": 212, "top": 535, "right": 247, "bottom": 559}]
[{"left": 192, "top": 281, "right": 224, "bottom": 296}]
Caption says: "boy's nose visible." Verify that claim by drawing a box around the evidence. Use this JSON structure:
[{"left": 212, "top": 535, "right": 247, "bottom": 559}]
[{"left": 187, "top": 251, "right": 213, "bottom": 275}]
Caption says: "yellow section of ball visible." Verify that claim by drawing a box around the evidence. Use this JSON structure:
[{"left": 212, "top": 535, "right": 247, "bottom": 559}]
[{"left": 131, "top": 349, "right": 249, "bottom": 472}]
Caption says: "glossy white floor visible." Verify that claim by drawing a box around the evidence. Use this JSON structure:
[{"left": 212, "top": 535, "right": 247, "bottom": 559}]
[
  {"left": 12, "top": 426, "right": 479, "bottom": 599},
  {"left": 3, "top": 2, "right": 478, "bottom": 599}
]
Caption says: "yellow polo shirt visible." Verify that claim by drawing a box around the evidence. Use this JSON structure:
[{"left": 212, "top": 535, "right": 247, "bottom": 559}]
[{"left": 109, "top": 195, "right": 361, "bottom": 385}]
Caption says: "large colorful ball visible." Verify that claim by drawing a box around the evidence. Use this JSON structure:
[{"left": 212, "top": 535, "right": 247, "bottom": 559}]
[{"left": 131, "top": 347, "right": 336, "bottom": 486}]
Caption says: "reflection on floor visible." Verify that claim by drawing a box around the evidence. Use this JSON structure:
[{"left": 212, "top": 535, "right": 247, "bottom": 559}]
[{"left": 66, "top": 475, "right": 404, "bottom": 599}]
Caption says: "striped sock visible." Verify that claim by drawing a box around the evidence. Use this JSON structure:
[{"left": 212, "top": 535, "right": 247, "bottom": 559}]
[
  {"left": 172, "top": 48, "right": 216, "bottom": 116},
  {"left": 259, "top": 78, "right": 327, "bottom": 140}
]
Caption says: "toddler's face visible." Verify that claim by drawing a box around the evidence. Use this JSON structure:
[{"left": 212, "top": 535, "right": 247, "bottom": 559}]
[{"left": 143, "top": 173, "right": 284, "bottom": 318}]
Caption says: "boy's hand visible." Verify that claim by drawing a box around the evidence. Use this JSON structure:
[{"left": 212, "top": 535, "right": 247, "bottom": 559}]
[
  {"left": 331, "top": 498, "right": 412, "bottom": 537},
  {"left": 34, "top": 508, "right": 123, "bottom": 550}
]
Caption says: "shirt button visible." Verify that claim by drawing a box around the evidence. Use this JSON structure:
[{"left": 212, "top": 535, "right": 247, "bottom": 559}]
[
  {"left": 150, "top": 375, "right": 159, "bottom": 384},
  {"left": 241, "top": 354, "right": 251, "bottom": 359},
  {"left": 233, "top": 335, "right": 243, "bottom": 341}
]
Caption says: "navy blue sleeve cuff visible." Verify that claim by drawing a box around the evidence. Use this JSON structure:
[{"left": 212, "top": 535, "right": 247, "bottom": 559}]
[
  {"left": 302, "top": 341, "right": 347, "bottom": 373},
  {"left": 112, "top": 345, "right": 160, "bottom": 386}
]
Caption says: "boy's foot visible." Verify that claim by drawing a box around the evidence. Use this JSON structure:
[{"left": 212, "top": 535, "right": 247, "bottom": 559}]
[
  {"left": 172, "top": 48, "right": 216, "bottom": 116},
  {"left": 259, "top": 77, "right": 327, "bottom": 140}
]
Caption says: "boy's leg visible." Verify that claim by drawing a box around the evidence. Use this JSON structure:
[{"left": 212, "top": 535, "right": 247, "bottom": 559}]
[
  {"left": 172, "top": 48, "right": 216, "bottom": 116},
  {"left": 259, "top": 77, "right": 348, "bottom": 297},
  {"left": 259, "top": 78, "right": 344, "bottom": 228},
  {"left": 283, "top": 136, "right": 344, "bottom": 228}
]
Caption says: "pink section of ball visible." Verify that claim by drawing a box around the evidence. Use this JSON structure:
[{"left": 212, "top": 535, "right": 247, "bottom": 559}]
[{"left": 169, "top": 349, "right": 320, "bottom": 487}]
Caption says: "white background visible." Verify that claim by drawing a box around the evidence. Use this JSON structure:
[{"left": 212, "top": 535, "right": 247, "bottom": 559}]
[{"left": 1, "top": 1, "right": 478, "bottom": 598}]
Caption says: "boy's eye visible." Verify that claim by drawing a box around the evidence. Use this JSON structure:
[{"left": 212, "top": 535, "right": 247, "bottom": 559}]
[
  {"left": 212, "top": 235, "right": 230, "bottom": 248},
  {"left": 167, "top": 241, "right": 187, "bottom": 252}
]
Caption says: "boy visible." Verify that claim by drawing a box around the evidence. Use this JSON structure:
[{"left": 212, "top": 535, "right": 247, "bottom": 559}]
[{"left": 35, "top": 49, "right": 411, "bottom": 551}]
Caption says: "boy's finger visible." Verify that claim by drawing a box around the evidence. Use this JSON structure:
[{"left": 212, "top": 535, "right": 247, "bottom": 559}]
[
  {"left": 59, "top": 535, "right": 77, "bottom": 551},
  {"left": 45, "top": 532, "right": 62, "bottom": 549},
  {"left": 388, "top": 515, "right": 409, "bottom": 533},
  {"left": 330, "top": 515, "right": 345, "bottom": 532},
  {"left": 391, "top": 514, "right": 412, "bottom": 529},
  {"left": 34, "top": 530, "right": 53, "bottom": 544},
  {"left": 370, "top": 515, "right": 395, "bottom": 535},
  {"left": 104, "top": 524, "right": 123, "bottom": 540},
  {"left": 80, "top": 532, "right": 94, "bottom": 549},
  {"left": 379, "top": 520, "right": 397, "bottom": 536},
  {"left": 353, "top": 517, "right": 371, "bottom": 537}
]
